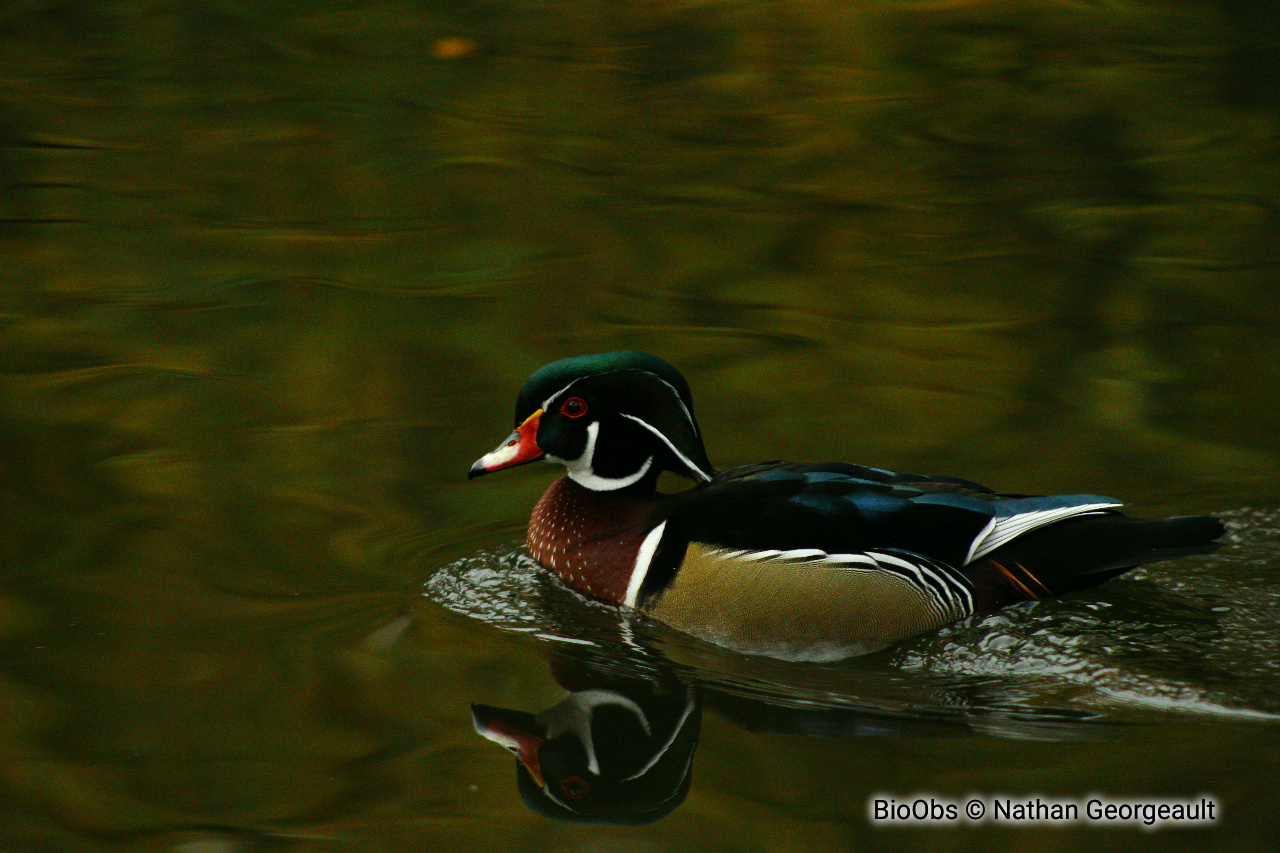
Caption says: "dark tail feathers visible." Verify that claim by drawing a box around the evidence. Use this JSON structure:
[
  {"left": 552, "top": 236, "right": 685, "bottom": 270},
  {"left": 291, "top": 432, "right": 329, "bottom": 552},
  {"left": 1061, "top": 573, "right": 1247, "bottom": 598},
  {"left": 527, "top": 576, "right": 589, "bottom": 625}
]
[{"left": 965, "top": 513, "right": 1225, "bottom": 611}]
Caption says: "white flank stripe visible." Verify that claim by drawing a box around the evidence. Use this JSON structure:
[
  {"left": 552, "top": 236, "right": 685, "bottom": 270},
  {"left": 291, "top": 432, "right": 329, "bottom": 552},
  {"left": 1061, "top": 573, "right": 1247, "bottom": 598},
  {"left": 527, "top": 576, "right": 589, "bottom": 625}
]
[
  {"left": 776, "top": 548, "right": 827, "bottom": 561},
  {"left": 736, "top": 549, "right": 782, "bottom": 562},
  {"left": 864, "top": 552, "right": 919, "bottom": 572},
  {"left": 706, "top": 546, "right": 972, "bottom": 617},
  {"left": 709, "top": 548, "right": 879, "bottom": 569},
  {"left": 964, "top": 503, "right": 1122, "bottom": 564},
  {"left": 828, "top": 554, "right": 879, "bottom": 568},
  {"left": 626, "top": 521, "right": 667, "bottom": 608},
  {"left": 867, "top": 550, "right": 972, "bottom": 614}
]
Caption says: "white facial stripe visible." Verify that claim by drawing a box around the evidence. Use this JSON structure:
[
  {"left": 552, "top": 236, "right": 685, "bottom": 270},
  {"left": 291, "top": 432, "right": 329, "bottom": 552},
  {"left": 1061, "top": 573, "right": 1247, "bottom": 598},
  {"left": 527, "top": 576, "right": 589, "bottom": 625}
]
[
  {"left": 619, "top": 413, "right": 712, "bottom": 481},
  {"left": 565, "top": 456, "right": 652, "bottom": 491},
  {"left": 538, "top": 366, "right": 709, "bottom": 481},
  {"left": 540, "top": 377, "right": 584, "bottom": 413},
  {"left": 542, "top": 370, "right": 693, "bottom": 419},
  {"left": 548, "top": 420, "right": 654, "bottom": 491},
  {"left": 649, "top": 375, "right": 698, "bottom": 438},
  {"left": 626, "top": 521, "right": 667, "bottom": 608},
  {"left": 621, "top": 690, "right": 697, "bottom": 782},
  {"left": 573, "top": 689, "right": 651, "bottom": 736},
  {"left": 580, "top": 419, "right": 599, "bottom": 464},
  {"left": 535, "top": 689, "right": 650, "bottom": 792}
]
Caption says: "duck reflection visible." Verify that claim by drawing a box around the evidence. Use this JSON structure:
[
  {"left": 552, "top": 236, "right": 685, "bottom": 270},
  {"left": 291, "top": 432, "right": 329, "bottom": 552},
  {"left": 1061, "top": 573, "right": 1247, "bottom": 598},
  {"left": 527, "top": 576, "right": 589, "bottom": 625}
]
[
  {"left": 471, "top": 637, "right": 1106, "bottom": 824},
  {"left": 472, "top": 666, "right": 699, "bottom": 824}
]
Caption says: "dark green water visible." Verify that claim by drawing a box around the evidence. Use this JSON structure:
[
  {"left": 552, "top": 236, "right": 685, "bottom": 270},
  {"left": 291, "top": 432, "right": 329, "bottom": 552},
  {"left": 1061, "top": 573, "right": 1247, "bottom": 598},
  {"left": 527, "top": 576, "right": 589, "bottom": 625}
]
[{"left": 3, "top": 1, "right": 1280, "bottom": 850}]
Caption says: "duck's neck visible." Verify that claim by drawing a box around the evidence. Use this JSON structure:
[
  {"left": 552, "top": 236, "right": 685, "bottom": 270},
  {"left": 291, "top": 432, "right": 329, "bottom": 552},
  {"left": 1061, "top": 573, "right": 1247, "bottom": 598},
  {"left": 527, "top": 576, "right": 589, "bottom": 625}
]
[{"left": 528, "top": 476, "right": 660, "bottom": 605}]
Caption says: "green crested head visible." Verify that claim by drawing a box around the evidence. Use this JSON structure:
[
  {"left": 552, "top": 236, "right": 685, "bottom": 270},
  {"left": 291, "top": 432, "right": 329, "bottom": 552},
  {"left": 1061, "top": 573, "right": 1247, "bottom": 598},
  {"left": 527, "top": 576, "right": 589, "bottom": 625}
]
[
  {"left": 472, "top": 350, "right": 714, "bottom": 490},
  {"left": 514, "top": 351, "right": 696, "bottom": 426}
]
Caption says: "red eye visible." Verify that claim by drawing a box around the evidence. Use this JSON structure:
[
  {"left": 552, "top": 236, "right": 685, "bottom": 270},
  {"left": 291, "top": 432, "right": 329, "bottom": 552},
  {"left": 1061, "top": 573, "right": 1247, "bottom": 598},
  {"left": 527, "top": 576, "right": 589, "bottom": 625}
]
[
  {"left": 561, "top": 775, "right": 590, "bottom": 799},
  {"left": 560, "top": 397, "right": 588, "bottom": 418}
]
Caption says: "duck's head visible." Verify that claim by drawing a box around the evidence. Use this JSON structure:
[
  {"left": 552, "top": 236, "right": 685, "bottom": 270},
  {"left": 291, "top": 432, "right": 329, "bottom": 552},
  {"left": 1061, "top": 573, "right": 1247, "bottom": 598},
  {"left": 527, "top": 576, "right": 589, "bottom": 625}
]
[{"left": 469, "top": 351, "right": 714, "bottom": 491}]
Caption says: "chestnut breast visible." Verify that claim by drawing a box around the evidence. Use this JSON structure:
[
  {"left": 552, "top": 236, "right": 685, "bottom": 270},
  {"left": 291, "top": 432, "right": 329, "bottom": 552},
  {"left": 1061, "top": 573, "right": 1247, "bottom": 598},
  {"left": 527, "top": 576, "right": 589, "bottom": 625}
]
[{"left": 527, "top": 477, "right": 660, "bottom": 604}]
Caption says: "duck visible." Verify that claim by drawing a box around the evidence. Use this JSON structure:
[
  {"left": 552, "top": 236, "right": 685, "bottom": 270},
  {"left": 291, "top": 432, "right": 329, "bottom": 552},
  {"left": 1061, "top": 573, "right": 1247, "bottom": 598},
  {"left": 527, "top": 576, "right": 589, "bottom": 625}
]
[
  {"left": 469, "top": 351, "right": 1226, "bottom": 661},
  {"left": 472, "top": 679, "right": 700, "bottom": 825}
]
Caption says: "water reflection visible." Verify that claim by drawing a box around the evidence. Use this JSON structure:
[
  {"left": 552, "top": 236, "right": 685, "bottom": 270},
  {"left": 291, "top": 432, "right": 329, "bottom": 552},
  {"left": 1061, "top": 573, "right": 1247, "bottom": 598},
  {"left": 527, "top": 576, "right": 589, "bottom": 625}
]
[
  {"left": 469, "top": 636, "right": 1115, "bottom": 824},
  {"left": 472, "top": 664, "right": 700, "bottom": 825}
]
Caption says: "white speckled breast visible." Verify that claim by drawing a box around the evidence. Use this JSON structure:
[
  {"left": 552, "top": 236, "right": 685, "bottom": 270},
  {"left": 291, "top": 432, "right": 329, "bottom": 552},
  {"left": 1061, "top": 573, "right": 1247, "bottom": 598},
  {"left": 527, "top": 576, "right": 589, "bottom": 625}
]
[{"left": 527, "top": 476, "right": 658, "bottom": 605}]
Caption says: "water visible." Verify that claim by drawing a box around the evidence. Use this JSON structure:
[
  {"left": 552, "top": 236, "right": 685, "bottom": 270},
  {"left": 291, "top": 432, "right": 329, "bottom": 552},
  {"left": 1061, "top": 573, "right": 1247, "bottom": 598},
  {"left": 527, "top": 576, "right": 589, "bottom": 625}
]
[{"left": 3, "top": 0, "right": 1280, "bottom": 850}]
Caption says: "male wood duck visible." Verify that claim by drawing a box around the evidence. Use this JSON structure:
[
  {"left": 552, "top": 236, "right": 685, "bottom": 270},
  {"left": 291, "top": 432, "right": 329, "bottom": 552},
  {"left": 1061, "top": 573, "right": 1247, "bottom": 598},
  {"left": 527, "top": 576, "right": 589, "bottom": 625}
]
[
  {"left": 470, "top": 351, "right": 1226, "bottom": 661},
  {"left": 472, "top": 682, "right": 700, "bottom": 824}
]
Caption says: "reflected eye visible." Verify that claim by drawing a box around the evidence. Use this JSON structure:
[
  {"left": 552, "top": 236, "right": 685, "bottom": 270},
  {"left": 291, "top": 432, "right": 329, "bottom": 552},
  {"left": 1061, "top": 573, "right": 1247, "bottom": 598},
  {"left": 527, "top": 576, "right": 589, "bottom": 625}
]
[
  {"left": 561, "top": 775, "right": 590, "bottom": 799},
  {"left": 560, "top": 397, "right": 588, "bottom": 418}
]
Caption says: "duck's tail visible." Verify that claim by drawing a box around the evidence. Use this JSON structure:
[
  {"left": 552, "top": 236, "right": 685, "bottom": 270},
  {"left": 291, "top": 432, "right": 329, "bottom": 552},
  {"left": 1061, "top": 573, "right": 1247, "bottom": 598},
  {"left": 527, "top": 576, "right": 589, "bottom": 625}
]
[{"left": 963, "top": 513, "right": 1225, "bottom": 611}]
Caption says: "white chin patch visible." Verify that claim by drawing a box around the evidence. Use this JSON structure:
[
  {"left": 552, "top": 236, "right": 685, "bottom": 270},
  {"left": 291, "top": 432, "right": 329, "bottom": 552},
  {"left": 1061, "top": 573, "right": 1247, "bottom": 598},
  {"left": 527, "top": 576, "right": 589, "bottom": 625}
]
[
  {"left": 548, "top": 421, "right": 653, "bottom": 491},
  {"left": 559, "top": 456, "right": 653, "bottom": 491}
]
